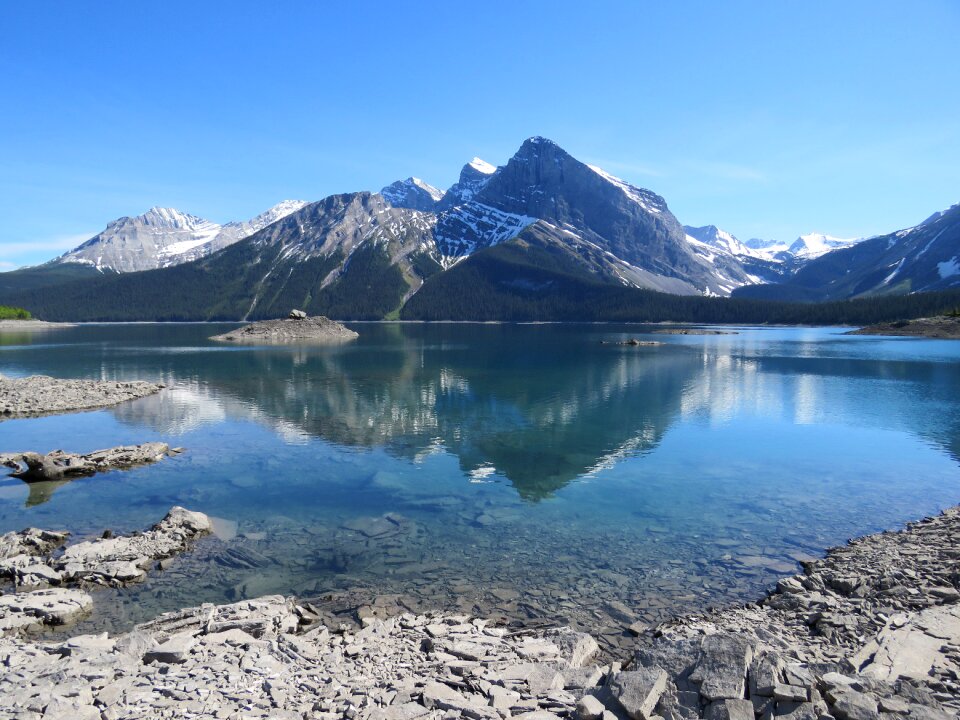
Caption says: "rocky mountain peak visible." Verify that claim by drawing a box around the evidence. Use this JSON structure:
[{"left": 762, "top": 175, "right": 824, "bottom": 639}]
[
  {"left": 127, "top": 207, "right": 215, "bottom": 232},
  {"left": 381, "top": 177, "right": 444, "bottom": 211}
]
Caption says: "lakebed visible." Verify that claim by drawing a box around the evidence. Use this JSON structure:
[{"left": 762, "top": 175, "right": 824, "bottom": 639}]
[{"left": 1, "top": 322, "right": 959, "bottom": 718}]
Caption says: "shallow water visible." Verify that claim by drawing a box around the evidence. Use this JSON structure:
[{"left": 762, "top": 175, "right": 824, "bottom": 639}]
[{"left": 2, "top": 322, "right": 959, "bottom": 648}]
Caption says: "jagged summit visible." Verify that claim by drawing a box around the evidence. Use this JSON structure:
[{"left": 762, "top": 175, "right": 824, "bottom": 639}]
[{"left": 381, "top": 177, "right": 444, "bottom": 211}]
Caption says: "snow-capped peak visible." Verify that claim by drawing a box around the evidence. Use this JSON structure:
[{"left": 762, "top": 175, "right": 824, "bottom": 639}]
[
  {"left": 468, "top": 157, "right": 496, "bottom": 175},
  {"left": 789, "top": 232, "right": 862, "bottom": 259}
]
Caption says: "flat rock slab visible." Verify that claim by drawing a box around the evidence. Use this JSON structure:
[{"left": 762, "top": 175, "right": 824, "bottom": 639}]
[
  {"left": 210, "top": 315, "right": 358, "bottom": 344},
  {"left": 855, "top": 604, "right": 960, "bottom": 682},
  {"left": 0, "top": 588, "right": 93, "bottom": 635},
  {"left": 0, "top": 375, "right": 161, "bottom": 418}
]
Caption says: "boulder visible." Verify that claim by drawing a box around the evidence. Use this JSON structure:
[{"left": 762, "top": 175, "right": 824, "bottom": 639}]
[
  {"left": 689, "top": 634, "right": 754, "bottom": 701},
  {"left": 608, "top": 667, "right": 670, "bottom": 720}
]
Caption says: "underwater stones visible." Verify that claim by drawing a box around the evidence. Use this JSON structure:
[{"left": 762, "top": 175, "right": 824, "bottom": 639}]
[{"left": 342, "top": 515, "right": 398, "bottom": 538}]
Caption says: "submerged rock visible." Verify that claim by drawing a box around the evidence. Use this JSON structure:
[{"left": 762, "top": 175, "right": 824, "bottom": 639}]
[
  {"left": 1, "top": 442, "right": 174, "bottom": 483},
  {"left": 210, "top": 315, "right": 358, "bottom": 344}
]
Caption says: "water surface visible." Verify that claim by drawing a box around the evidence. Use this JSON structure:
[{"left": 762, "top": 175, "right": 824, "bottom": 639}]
[{"left": 2, "top": 322, "right": 959, "bottom": 650}]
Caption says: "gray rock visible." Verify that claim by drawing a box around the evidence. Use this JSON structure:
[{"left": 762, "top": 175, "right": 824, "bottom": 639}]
[
  {"left": 0, "top": 528, "right": 69, "bottom": 560},
  {"left": 689, "top": 634, "right": 754, "bottom": 701},
  {"left": 0, "top": 588, "right": 93, "bottom": 635},
  {"left": 577, "top": 695, "right": 607, "bottom": 720},
  {"left": 831, "top": 691, "right": 879, "bottom": 720},
  {"left": 143, "top": 632, "right": 196, "bottom": 663},
  {"left": 775, "top": 701, "right": 818, "bottom": 720},
  {"left": 288, "top": 309, "right": 307, "bottom": 319},
  {"left": 608, "top": 668, "right": 670, "bottom": 720},
  {"left": 751, "top": 651, "right": 785, "bottom": 696},
  {"left": 773, "top": 684, "right": 809, "bottom": 703},
  {"left": 704, "top": 698, "right": 754, "bottom": 720}
]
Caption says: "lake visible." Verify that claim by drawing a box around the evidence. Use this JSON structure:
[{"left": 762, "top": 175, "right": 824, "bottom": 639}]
[{"left": 1, "top": 322, "right": 959, "bottom": 652}]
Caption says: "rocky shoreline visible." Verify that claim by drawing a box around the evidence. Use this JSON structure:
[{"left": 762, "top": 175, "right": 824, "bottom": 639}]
[
  {"left": 210, "top": 311, "right": 359, "bottom": 344},
  {"left": 0, "top": 375, "right": 163, "bottom": 418},
  {"left": 848, "top": 316, "right": 960, "bottom": 339},
  {"left": 0, "top": 505, "right": 956, "bottom": 719}
]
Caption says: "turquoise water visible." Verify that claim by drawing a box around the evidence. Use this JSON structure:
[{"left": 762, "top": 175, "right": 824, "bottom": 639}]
[{"left": 1, "top": 323, "right": 959, "bottom": 645}]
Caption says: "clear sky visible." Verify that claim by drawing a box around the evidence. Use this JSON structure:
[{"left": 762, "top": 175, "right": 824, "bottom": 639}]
[{"left": 2, "top": 0, "right": 958, "bottom": 269}]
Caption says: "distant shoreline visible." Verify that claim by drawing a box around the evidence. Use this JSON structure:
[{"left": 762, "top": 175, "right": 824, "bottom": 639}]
[
  {"left": 847, "top": 315, "right": 960, "bottom": 339},
  {"left": 0, "top": 319, "right": 76, "bottom": 330}
]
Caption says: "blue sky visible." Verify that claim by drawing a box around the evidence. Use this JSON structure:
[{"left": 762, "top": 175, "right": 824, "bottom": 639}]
[{"left": 1, "top": 0, "right": 958, "bottom": 269}]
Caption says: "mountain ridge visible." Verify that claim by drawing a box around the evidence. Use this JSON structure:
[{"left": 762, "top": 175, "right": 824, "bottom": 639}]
[{"left": 3, "top": 136, "right": 959, "bottom": 320}]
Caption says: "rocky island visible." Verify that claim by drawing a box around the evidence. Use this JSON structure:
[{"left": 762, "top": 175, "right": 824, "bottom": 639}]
[
  {"left": 848, "top": 316, "right": 960, "bottom": 339},
  {"left": 210, "top": 310, "right": 359, "bottom": 344},
  {"left": 0, "top": 375, "right": 163, "bottom": 419}
]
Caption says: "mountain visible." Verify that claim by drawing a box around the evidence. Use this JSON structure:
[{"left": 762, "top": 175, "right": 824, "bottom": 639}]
[
  {"left": 53, "top": 201, "right": 308, "bottom": 273},
  {"left": 380, "top": 177, "right": 444, "bottom": 211},
  {"left": 431, "top": 137, "right": 763, "bottom": 295},
  {"left": 5, "top": 136, "right": 958, "bottom": 322},
  {"left": 735, "top": 203, "right": 960, "bottom": 301},
  {"left": 682, "top": 225, "right": 798, "bottom": 285}
]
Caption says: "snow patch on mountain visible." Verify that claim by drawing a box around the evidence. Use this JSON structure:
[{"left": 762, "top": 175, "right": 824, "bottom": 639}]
[
  {"left": 938, "top": 256, "right": 960, "bottom": 279},
  {"left": 586, "top": 164, "right": 665, "bottom": 215},
  {"left": 434, "top": 202, "right": 535, "bottom": 264},
  {"left": 468, "top": 157, "right": 496, "bottom": 175}
]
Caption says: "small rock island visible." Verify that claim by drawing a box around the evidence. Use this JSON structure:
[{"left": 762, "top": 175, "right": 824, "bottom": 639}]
[{"left": 210, "top": 310, "right": 359, "bottom": 344}]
